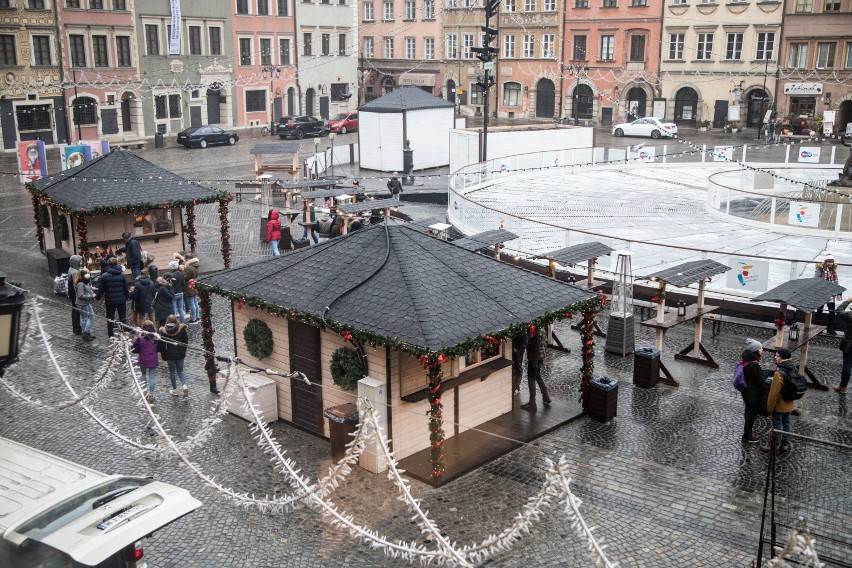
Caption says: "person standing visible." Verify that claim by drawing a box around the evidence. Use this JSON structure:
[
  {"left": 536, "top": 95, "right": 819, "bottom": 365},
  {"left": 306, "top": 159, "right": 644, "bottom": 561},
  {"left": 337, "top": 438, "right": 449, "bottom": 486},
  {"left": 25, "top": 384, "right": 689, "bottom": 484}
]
[
  {"left": 815, "top": 252, "right": 840, "bottom": 334},
  {"left": 158, "top": 315, "right": 189, "bottom": 397},
  {"left": 153, "top": 274, "right": 175, "bottom": 329},
  {"left": 511, "top": 329, "right": 528, "bottom": 396},
  {"left": 67, "top": 254, "right": 82, "bottom": 335},
  {"left": 95, "top": 256, "right": 129, "bottom": 338},
  {"left": 387, "top": 173, "right": 403, "bottom": 201},
  {"left": 168, "top": 260, "right": 186, "bottom": 323},
  {"left": 762, "top": 348, "right": 796, "bottom": 453},
  {"left": 833, "top": 296, "right": 852, "bottom": 393},
  {"left": 133, "top": 319, "right": 159, "bottom": 403},
  {"left": 766, "top": 117, "right": 775, "bottom": 145},
  {"left": 521, "top": 327, "right": 551, "bottom": 411},
  {"left": 740, "top": 338, "right": 766, "bottom": 444},
  {"left": 178, "top": 252, "right": 201, "bottom": 323},
  {"left": 119, "top": 231, "right": 143, "bottom": 280},
  {"left": 74, "top": 268, "right": 96, "bottom": 341},
  {"left": 266, "top": 209, "right": 282, "bottom": 257},
  {"left": 130, "top": 265, "right": 157, "bottom": 327},
  {"left": 301, "top": 200, "right": 319, "bottom": 245}
]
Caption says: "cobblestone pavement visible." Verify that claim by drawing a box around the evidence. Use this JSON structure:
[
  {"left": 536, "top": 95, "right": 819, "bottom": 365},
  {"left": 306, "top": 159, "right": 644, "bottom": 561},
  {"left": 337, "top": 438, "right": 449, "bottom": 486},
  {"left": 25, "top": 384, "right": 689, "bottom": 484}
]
[{"left": 0, "top": 136, "right": 850, "bottom": 568}]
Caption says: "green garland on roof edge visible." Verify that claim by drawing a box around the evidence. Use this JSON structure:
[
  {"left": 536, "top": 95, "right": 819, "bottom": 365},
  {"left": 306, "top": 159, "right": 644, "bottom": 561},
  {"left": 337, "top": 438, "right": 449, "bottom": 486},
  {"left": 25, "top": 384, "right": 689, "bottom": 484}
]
[{"left": 197, "top": 281, "right": 605, "bottom": 358}]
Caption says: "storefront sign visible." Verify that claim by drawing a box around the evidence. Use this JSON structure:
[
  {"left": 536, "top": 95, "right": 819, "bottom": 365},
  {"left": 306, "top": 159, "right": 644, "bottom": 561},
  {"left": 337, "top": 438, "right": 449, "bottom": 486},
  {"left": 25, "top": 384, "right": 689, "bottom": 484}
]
[
  {"left": 169, "top": 0, "right": 182, "bottom": 55},
  {"left": 399, "top": 73, "right": 435, "bottom": 87},
  {"left": 783, "top": 83, "right": 823, "bottom": 95},
  {"left": 788, "top": 201, "right": 821, "bottom": 227}
]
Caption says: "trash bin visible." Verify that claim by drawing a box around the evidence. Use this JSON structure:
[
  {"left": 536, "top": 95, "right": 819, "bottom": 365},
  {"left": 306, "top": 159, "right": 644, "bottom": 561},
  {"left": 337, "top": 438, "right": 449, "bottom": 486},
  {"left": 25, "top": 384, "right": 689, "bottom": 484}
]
[
  {"left": 584, "top": 376, "right": 618, "bottom": 422},
  {"left": 324, "top": 403, "right": 359, "bottom": 462},
  {"left": 633, "top": 347, "right": 660, "bottom": 388},
  {"left": 46, "top": 248, "right": 71, "bottom": 278},
  {"left": 154, "top": 132, "right": 164, "bottom": 148}
]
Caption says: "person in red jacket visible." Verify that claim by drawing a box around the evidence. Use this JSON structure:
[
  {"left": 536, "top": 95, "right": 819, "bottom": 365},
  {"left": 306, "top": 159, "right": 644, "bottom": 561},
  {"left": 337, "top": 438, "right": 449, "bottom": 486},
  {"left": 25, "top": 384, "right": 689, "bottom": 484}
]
[{"left": 266, "top": 209, "right": 282, "bottom": 257}]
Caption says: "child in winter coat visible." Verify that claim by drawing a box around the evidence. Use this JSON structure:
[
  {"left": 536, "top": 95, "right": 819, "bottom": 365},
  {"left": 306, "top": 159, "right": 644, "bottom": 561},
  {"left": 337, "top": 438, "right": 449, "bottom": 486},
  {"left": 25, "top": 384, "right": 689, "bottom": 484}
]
[
  {"left": 266, "top": 210, "right": 282, "bottom": 257},
  {"left": 132, "top": 319, "right": 159, "bottom": 402},
  {"left": 158, "top": 314, "right": 189, "bottom": 397}
]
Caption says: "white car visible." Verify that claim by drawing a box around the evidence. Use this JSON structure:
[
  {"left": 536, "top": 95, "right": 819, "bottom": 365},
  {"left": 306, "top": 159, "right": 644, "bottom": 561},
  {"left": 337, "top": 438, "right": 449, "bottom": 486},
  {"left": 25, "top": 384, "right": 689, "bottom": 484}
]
[{"left": 612, "top": 117, "right": 678, "bottom": 139}]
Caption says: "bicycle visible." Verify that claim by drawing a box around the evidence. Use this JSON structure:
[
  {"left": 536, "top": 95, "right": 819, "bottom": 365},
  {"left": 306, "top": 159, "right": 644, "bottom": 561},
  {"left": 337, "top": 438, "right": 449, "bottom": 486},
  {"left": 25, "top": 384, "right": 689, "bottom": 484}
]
[{"left": 260, "top": 122, "right": 273, "bottom": 136}]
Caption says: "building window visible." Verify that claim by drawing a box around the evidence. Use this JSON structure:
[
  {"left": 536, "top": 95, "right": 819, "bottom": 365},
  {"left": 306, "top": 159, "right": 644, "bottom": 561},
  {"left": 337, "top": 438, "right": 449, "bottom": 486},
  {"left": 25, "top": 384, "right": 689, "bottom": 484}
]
[
  {"left": 629, "top": 35, "right": 645, "bottom": 61},
  {"left": 460, "top": 343, "right": 502, "bottom": 371},
  {"left": 0, "top": 34, "right": 16, "bottom": 66},
  {"left": 544, "top": 0, "right": 555, "bottom": 9},
  {"left": 541, "top": 34, "right": 554, "bottom": 58},
  {"left": 696, "top": 33, "right": 713, "bottom": 60},
  {"left": 503, "top": 82, "right": 521, "bottom": 106},
  {"left": 145, "top": 24, "right": 159, "bottom": 55},
  {"left": 600, "top": 35, "right": 614, "bottom": 61},
  {"left": 188, "top": 26, "right": 202, "bottom": 55},
  {"left": 384, "top": 36, "right": 393, "bottom": 58},
  {"left": 303, "top": 33, "right": 312, "bottom": 56},
  {"left": 406, "top": 37, "right": 415, "bottom": 59},
  {"left": 92, "top": 36, "right": 108, "bottom": 67},
  {"left": 816, "top": 42, "right": 835, "bottom": 69},
  {"left": 113, "top": 0, "right": 126, "bottom": 9},
  {"left": 470, "top": 82, "right": 484, "bottom": 105},
  {"left": 404, "top": 0, "right": 415, "bottom": 19},
  {"left": 424, "top": 37, "right": 434, "bottom": 60},
  {"left": 446, "top": 33, "right": 457, "bottom": 59},
  {"left": 575, "top": 0, "right": 589, "bottom": 6},
  {"left": 364, "top": 1, "right": 373, "bottom": 19},
  {"left": 73, "top": 96, "right": 98, "bottom": 125},
  {"left": 28, "top": 0, "right": 45, "bottom": 8},
  {"left": 246, "top": 89, "right": 266, "bottom": 112},
  {"left": 258, "top": 0, "right": 269, "bottom": 14},
  {"left": 788, "top": 43, "right": 807, "bottom": 68},
  {"left": 424, "top": 0, "right": 435, "bottom": 18},
  {"left": 115, "top": 36, "right": 131, "bottom": 67},
  {"left": 154, "top": 93, "right": 181, "bottom": 119},
  {"left": 789, "top": 97, "right": 815, "bottom": 117},
  {"left": 795, "top": 0, "right": 811, "bottom": 11},
  {"left": 338, "top": 33, "right": 346, "bottom": 55},
  {"left": 755, "top": 32, "right": 774, "bottom": 61},
  {"left": 67, "top": 0, "right": 80, "bottom": 7},
  {"left": 668, "top": 33, "right": 684, "bottom": 60},
  {"left": 279, "top": 38, "right": 291, "bottom": 64},
  {"left": 239, "top": 38, "right": 252, "bottom": 65},
  {"left": 603, "top": 0, "right": 616, "bottom": 6},
  {"left": 70, "top": 34, "right": 86, "bottom": 67},
  {"left": 90, "top": 0, "right": 103, "bottom": 8},
  {"left": 671, "top": 0, "right": 686, "bottom": 4},
  {"left": 363, "top": 36, "right": 373, "bottom": 57},
  {"left": 321, "top": 33, "right": 330, "bottom": 56},
  {"left": 523, "top": 34, "right": 534, "bottom": 58},
  {"left": 330, "top": 83, "right": 349, "bottom": 101},
  {"left": 32, "top": 35, "right": 51, "bottom": 66},
  {"left": 256, "top": 37, "right": 269, "bottom": 64},
  {"left": 278, "top": 0, "right": 289, "bottom": 15},
  {"left": 463, "top": 33, "right": 474, "bottom": 60},
  {"left": 825, "top": 0, "right": 840, "bottom": 10},
  {"left": 845, "top": 42, "right": 852, "bottom": 69},
  {"left": 503, "top": 34, "right": 515, "bottom": 58},
  {"left": 631, "top": 0, "right": 647, "bottom": 5},
  {"left": 237, "top": 0, "right": 249, "bottom": 14},
  {"left": 573, "top": 35, "right": 586, "bottom": 60},
  {"left": 209, "top": 27, "right": 222, "bottom": 56},
  {"left": 504, "top": 0, "right": 516, "bottom": 10},
  {"left": 383, "top": 0, "right": 393, "bottom": 19},
  {"left": 725, "top": 33, "right": 742, "bottom": 60},
  {"left": 17, "top": 104, "right": 51, "bottom": 131},
  {"left": 524, "top": 0, "right": 535, "bottom": 10}
]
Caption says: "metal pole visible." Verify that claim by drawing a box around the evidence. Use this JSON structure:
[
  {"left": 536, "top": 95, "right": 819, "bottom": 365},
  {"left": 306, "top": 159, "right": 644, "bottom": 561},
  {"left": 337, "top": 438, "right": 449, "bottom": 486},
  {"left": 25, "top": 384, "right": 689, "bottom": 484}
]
[
  {"left": 72, "top": 69, "right": 82, "bottom": 142},
  {"left": 757, "top": 57, "right": 769, "bottom": 140}
]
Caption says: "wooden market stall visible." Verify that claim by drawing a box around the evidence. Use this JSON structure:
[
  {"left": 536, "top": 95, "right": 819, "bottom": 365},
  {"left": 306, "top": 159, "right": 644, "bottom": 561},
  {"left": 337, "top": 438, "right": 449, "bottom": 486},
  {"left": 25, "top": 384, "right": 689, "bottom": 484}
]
[
  {"left": 197, "top": 222, "right": 602, "bottom": 486},
  {"left": 27, "top": 149, "right": 233, "bottom": 276}
]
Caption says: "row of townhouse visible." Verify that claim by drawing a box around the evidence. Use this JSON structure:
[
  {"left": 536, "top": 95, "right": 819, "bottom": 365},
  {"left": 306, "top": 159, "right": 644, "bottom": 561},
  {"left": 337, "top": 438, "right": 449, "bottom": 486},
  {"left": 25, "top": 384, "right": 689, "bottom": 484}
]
[
  {"left": 0, "top": 0, "right": 359, "bottom": 150},
  {"left": 363, "top": 0, "right": 852, "bottom": 129}
]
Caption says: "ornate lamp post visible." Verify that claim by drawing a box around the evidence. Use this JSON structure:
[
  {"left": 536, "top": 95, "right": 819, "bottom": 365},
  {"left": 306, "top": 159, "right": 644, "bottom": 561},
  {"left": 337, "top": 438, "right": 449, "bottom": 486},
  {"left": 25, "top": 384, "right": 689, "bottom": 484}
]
[
  {"left": 566, "top": 64, "right": 589, "bottom": 126},
  {"left": 0, "top": 272, "right": 26, "bottom": 377},
  {"left": 262, "top": 66, "right": 282, "bottom": 132}
]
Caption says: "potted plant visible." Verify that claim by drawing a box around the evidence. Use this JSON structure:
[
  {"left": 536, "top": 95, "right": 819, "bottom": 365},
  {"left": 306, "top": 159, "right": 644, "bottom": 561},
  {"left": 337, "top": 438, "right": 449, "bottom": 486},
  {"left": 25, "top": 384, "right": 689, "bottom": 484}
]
[
  {"left": 697, "top": 119, "right": 710, "bottom": 131},
  {"left": 730, "top": 121, "right": 739, "bottom": 134}
]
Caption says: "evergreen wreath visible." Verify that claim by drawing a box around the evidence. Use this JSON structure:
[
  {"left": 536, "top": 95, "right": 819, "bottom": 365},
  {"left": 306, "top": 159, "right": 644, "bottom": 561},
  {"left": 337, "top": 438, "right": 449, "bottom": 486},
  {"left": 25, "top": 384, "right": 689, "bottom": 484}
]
[
  {"left": 330, "top": 347, "right": 363, "bottom": 391},
  {"left": 243, "top": 318, "right": 274, "bottom": 359}
]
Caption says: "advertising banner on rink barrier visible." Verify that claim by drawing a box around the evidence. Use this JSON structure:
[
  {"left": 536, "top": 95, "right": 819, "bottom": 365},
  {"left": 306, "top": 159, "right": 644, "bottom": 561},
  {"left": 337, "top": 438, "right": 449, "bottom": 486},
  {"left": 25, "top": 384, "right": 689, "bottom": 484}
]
[
  {"left": 788, "top": 201, "right": 821, "bottom": 227},
  {"left": 797, "top": 147, "right": 821, "bottom": 163},
  {"left": 727, "top": 258, "right": 769, "bottom": 292}
]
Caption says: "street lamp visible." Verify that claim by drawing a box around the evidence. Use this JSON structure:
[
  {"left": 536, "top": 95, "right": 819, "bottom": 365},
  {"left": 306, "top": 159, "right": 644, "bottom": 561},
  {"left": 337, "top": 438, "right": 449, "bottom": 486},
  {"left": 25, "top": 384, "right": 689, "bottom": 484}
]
[
  {"left": 0, "top": 272, "right": 26, "bottom": 377},
  {"left": 329, "top": 132, "right": 336, "bottom": 179},
  {"left": 756, "top": 58, "right": 772, "bottom": 141},
  {"left": 313, "top": 138, "right": 320, "bottom": 179},
  {"left": 262, "top": 66, "right": 281, "bottom": 132},
  {"left": 566, "top": 64, "right": 589, "bottom": 126}
]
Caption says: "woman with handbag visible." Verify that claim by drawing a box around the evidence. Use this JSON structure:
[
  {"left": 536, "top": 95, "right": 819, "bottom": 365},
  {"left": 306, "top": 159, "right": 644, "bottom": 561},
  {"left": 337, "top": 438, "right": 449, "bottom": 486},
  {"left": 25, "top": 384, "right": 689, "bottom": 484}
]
[{"left": 834, "top": 297, "right": 852, "bottom": 393}]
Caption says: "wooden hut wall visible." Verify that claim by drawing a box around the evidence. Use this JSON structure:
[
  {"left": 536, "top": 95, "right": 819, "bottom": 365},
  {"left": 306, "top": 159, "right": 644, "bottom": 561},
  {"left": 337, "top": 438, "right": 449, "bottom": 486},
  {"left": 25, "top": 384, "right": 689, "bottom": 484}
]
[
  {"left": 82, "top": 211, "right": 184, "bottom": 262},
  {"left": 42, "top": 210, "right": 71, "bottom": 252},
  {"left": 457, "top": 365, "right": 511, "bottom": 434}
]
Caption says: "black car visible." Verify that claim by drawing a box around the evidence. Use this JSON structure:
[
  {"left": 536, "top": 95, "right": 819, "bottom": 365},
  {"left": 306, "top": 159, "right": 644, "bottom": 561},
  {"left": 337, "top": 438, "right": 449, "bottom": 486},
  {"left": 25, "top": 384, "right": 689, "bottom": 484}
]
[
  {"left": 278, "top": 116, "right": 328, "bottom": 140},
  {"left": 177, "top": 125, "right": 239, "bottom": 148}
]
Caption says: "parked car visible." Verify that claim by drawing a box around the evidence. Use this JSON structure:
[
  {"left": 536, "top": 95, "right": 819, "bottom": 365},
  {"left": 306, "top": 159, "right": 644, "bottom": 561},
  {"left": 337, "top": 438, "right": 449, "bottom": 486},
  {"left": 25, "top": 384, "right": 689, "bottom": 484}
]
[
  {"left": 612, "top": 117, "right": 678, "bottom": 139},
  {"left": 177, "top": 125, "right": 239, "bottom": 148},
  {"left": 278, "top": 116, "right": 328, "bottom": 139},
  {"left": 328, "top": 112, "right": 359, "bottom": 134}
]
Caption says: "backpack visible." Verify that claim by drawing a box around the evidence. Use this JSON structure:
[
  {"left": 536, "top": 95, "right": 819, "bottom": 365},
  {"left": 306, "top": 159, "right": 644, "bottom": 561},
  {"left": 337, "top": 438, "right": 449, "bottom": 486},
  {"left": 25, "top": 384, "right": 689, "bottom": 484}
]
[
  {"left": 780, "top": 368, "right": 808, "bottom": 401},
  {"left": 733, "top": 361, "right": 747, "bottom": 393},
  {"left": 53, "top": 273, "right": 68, "bottom": 296}
]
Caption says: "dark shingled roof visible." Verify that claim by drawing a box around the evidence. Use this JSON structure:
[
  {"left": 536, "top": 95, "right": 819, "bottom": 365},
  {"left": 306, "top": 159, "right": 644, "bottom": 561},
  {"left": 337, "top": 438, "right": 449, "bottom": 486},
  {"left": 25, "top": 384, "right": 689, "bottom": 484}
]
[
  {"left": 250, "top": 143, "right": 301, "bottom": 155},
  {"left": 644, "top": 260, "right": 731, "bottom": 287},
  {"left": 547, "top": 242, "right": 614, "bottom": 265},
  {"left": 452, "top": 229, "right": 519, "bottom": 251},
  {"left": 752, "top": 277, "right": 846, "bottom": 312},
  {"left": 359, "top": 87, "right": 455, "bottom": 113},
  {"left": 200, "top": 223, "right": 595, "bottom": 351},
  {"left": 337, "top": 198, "right": 401, "bottom": 214},
  {"left": 30, "top": 149, "right": 223, "bottom": 212}
]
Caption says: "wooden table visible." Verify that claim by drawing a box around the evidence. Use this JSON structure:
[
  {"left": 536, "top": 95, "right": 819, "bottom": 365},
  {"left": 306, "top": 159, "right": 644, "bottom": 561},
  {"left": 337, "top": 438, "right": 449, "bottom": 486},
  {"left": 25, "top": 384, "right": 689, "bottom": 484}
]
[
  {"left": 761, "top": 324, "right": 828, "bottom": 390},
  {"left": 641, "top": 304, "right": 719, "bottom": 386}
]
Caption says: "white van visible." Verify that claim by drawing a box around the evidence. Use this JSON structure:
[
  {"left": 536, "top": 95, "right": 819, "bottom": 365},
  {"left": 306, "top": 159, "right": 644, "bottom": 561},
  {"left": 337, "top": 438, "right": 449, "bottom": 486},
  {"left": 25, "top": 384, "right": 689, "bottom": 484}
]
[{"left": 0, "top": 436, "right": 201, "bottom": 567}]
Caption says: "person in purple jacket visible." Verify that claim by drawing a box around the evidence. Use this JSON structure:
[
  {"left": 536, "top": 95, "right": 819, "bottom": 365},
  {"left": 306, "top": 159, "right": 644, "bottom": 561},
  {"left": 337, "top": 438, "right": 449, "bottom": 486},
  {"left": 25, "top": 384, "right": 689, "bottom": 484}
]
[{"left": 132, "top": 319, "right": 160, "bottom": 402}]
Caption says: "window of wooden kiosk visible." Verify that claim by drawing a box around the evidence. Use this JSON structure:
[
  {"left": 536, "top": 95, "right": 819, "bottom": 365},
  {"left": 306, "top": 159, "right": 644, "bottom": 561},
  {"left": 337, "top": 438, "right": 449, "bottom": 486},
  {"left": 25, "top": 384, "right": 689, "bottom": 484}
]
[
  {"left": 460, "top": 341, "right": 502, "bottom": 370},
  {"left": 130, "top": 208, "right": 175, "bottom": 235}
]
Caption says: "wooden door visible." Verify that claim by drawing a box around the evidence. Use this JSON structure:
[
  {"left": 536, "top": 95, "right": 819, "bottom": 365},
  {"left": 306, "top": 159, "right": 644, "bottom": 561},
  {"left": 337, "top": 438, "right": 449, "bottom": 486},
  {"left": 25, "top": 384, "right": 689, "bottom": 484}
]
[
  {"left": 121, "top": 97, "right": 132, "bottom": 131},
  {"left": 190, "top": 106, "right": 202, "bottom": 128},
  {"left": 101, "top": 108, "right": 119, "bottom": 134},
  {"left": 288, "top": 319, "right": 323, "bottom": 435}
]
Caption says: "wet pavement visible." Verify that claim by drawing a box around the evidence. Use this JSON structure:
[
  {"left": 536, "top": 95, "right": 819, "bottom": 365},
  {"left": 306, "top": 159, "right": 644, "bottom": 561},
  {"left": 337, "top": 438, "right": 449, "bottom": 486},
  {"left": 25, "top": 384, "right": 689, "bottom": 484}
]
[{"left": 0, "top": 128, "right": 850, "bottom": 567}]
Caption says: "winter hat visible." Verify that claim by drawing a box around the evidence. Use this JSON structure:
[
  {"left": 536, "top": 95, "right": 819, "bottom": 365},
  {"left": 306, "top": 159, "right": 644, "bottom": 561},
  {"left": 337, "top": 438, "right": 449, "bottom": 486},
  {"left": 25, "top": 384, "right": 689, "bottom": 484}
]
[
  {"left": 745, "top": 338, "right": 762, "bottom": 353},
  {"left": 777, "top": 348, "right": 793, "bottom": 360},
  {"left": 822, "top": 251, "right": 835, "bottom": 261},
  {"left": 165, "top": 322, "right": 179, "bottom": 334},
  {"left": 122, "top": 231, "right": 132, "bottom": 240},
  {"left": 169, "top": 260, "right": 180, "bottom": 270}
]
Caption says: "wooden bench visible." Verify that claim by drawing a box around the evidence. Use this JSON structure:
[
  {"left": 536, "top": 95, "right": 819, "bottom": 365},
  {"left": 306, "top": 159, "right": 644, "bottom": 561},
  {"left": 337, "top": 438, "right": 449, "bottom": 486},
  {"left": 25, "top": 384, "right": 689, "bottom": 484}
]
[
  {"left": 702, "top": 313, "right": 777, "bottom": 337},
  {"left": 114, "top": 141, "right": 147, "bottom": 150},
  {"left": 778, "top": 134, "right": 814, "bottom": 143}
]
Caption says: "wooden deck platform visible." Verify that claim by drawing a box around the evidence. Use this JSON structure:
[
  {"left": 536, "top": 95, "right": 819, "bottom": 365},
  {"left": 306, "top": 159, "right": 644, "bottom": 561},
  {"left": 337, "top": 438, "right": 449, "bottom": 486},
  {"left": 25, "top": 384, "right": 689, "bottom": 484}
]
[{"left": 397, "top": 397, "right": 584, "bottom": 487}]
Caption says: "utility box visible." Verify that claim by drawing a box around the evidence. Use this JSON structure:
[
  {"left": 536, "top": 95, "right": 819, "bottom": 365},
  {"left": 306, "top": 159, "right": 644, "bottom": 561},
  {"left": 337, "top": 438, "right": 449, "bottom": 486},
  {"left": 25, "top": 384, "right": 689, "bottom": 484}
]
[
  {"left": 224, "top": 373, "right": 278, "bottom": 424},
  {"left": 46, "top": 248, "right": 71, "bottom": 279},
  {"left": 633, "top": 347, "right": 660, "bottom": 388},
  {"left": 584, "top": 376, "right": 618, "bottom": 422},
  {"left": 154, "top": 132, "right": 164, "bottom": 148},
  {"left": 358, "top": 376, "right": 387, "bottom": 473}
]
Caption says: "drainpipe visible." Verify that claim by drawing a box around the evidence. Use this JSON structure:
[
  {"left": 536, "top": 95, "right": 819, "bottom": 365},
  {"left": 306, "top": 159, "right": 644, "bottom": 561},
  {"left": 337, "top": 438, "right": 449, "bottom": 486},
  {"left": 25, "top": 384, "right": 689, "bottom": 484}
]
[
  {"left": 52, "top": 0, "right": 71, "bottom": 143},
  {"left": 293, "top": 0, "right": 303, "bottom": 114}
]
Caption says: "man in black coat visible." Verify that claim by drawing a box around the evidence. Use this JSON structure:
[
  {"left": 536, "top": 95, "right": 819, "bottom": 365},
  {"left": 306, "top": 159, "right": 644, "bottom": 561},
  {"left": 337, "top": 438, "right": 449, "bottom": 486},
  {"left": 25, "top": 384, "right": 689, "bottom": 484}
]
[
  {"left": 740, "top": 338, "right": 767, "bottom": 444},
  {"left": 119, "top": 231, "right": 143, "bottom": 280},
  {"left": 95, "top": 256, "right": 130, "bottom": 338},
  {"left": 387, "top": 173, "right": 402, "bottom": 201}
]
